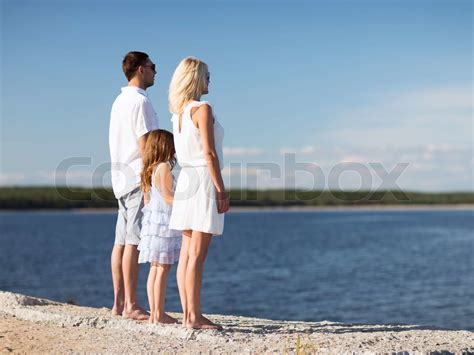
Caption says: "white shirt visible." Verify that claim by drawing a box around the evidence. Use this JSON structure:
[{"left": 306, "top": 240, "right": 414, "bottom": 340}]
[{"left": 109, "top": 86, "right": 159, "bottom": 198}]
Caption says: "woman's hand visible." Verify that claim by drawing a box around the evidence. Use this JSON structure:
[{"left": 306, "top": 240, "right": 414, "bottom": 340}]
[{"left": 216, "top": 191, "right": 230, "bottom": 214}]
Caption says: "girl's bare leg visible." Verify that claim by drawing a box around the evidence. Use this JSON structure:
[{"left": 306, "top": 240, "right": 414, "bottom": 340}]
[
  {"left": 177, "top": 231, "right": 191, "bottom": 327},
  {"left": 154, "top": 264, "right": 177, "bottom": 324},
  {"left": 185, "top": 230, "right": 222, "bottom": 330},
  {"left": 146, "top": 265, "right": 157, "bottom": 323}
]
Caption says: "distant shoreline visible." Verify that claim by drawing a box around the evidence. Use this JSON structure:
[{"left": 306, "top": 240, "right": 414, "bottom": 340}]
[
  {"left": 2, "top": 187, "right": 473, "bottom": 210},
  {"left": 228, "top": 204, "right": 474, "bottom": 212},
  {"left": 0, "top": 203, "right": 473, "bottom": 214}
]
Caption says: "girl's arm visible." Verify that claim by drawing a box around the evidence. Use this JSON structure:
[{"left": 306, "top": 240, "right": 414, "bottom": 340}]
[
  {"left": 155, "top": 163, "right": 174, "bottom": 205},
  {"left": 192, "top": 104, "right": 229, "bottom": 214}
]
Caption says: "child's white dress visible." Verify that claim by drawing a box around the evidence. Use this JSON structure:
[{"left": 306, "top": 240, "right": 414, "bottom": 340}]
[{"left": 138, "top": 164, "right": 181, "bottom": 264}]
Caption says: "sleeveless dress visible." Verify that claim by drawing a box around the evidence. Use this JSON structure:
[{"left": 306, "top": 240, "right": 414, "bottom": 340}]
[
  {"left": 138, "top": 164, "right": 182, "bottom": 264},
  {"left": 169, "top": 101, "right": 225, "bottom": 236}
]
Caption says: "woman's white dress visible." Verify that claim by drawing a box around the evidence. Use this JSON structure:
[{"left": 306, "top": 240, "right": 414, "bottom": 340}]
[
  {"left": 138, "top": 164, "right": 182, "bottom": 264},
  {"left": 169, "top": 101, "right": 225, "bottom": 236}
]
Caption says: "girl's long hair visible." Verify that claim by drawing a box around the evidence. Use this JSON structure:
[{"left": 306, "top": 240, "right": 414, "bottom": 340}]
[
  {"left": 140, "top": 129, "right": 176, "bottom": 193},
  {"left": 168, "top": 56, "right": 209, "bottom": 115}
]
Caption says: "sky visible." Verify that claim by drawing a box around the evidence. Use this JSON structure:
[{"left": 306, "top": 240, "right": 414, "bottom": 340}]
[{"left": 1, "top": 0, "right": 472, "bottom": 192}]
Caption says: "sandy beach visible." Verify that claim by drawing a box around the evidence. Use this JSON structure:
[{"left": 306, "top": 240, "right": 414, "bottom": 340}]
[{"left": 0, "top": 291, "right": 473, "bottom": 354}]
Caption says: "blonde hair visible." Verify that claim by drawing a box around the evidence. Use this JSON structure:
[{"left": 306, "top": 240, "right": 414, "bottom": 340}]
[
  {"left": 168, "top": 57, "right": 209, "bottom": 114},
  {"left": 140, "top": 129, "right": 176, "bottom": 194}
]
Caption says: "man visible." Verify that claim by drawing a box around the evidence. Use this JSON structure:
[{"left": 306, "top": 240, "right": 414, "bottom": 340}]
[{"left": 109, "top": 51, "right": 158, "bottom": 319}]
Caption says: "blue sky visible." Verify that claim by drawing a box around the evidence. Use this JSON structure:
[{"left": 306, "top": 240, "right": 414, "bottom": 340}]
[{"left": 1, "top": 0, "right": 472, "bottom": 191}]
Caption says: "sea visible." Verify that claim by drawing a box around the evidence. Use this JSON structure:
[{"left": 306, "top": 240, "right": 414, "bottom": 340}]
[{"left": 0, "top": 208, "right": 473, "bottom": 331}]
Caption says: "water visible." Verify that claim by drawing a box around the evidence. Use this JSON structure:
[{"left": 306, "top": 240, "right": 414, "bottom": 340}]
[{"left": 0, "top": 209, "right": 473, "bottom": 331}]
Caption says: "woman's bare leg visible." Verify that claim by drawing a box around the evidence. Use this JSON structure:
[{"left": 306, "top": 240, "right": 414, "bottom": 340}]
[
  {"left": 177, "top": 231, "right": 191, "bottom": 326},
  {"left": 153, "top": 264, "right": 177, "bottom": 324},
  {"left": 185, "top": 230, "right": 221, "bottom": 330},
  {"left": 146, "top": 265, "right": 157, "bottom": 323}
]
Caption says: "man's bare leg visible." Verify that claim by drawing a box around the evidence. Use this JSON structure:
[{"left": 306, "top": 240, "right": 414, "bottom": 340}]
[
  {"left": 177, "top": 231, "right": 191, "bottom": 327},
  {"left": 122, "top": 244, "right": 148, "bottom": 320},
  {"left": 111, "top": 245, "right": 125, "bottom": 316},
  {"left": 185, "top": 231, "right": 222, "bottom": 330}
]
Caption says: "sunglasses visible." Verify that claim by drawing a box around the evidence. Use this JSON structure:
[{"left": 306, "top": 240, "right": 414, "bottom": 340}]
[{"left": 143, "top": 64, "right": 156, "bottom": 72}]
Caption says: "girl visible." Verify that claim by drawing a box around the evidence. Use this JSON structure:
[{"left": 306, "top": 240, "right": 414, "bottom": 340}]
[
  {"left": 138, "top": 129, "right": 181, "bottom": 324},
  {"left": 168, "top": 57, "right": 229, "bottom": 330}
]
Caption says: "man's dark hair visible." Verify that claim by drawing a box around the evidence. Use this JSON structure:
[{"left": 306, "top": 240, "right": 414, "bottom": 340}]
[{"left": 122, "top": 51, "right": 149, "bottom": 81}]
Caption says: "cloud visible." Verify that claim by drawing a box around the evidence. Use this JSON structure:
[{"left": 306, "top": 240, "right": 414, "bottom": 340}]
[
  {"left": 37, "top": 170, "right": 95, "bottom": 180},
  {"left": 222, "top": 164, "right": 283, "bottom": 189},
  {"left": 223, "top": 147, "right": 264, "bottom": 156},
  {"left": 0, "top": 169, "right": 103, "bottom": 187},
  {"left": 2, "top": 138, "right": 471, "bottom": 191},
  {"left": 340, "top": 155, "right": 367, "bottom": 163},
  {"left": 325, "top": 84, "right": 472, "bottom": 147},
  {"left": 221, "top": 166, "right": 259, "bottom": 177},
  {"left": 394, "top": 86, "right": 472, "bottom": 111},
  {"left": 0, "top": 172, "right": 26, "bottom": 184},
  {"left": 280, "top": 145, "right": 316, "bottom": 155},
  {"left": 272, "top": 142, "right": 473, "bottom": 191}
]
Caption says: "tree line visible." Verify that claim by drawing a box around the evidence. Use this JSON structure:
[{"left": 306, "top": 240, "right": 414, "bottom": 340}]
[{"left": 0, "top": 187, "right": 472, "bottom": 209}]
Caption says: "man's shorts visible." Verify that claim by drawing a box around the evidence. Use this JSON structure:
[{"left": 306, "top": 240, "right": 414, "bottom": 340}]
[{"left": 114, "top": 186, "right": 144, "bottom": 246}]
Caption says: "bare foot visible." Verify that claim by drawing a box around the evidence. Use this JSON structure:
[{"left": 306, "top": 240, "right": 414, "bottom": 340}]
[
  {"left": 111, "top": 305, "right": 123, "bottom": 316},
  {"left": 186, "top": 315, "right": 223, "bottom": 330},
  {"left": 122, "top": 308, "right": 149, "bottom": 321},
  {"left": 155, "top": 313, "right": 179, "bottom": 324}
]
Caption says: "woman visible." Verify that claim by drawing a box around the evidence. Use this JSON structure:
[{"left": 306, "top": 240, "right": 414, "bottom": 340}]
[{"left": 168, "top": 57, "right": 229, "bottom": 330}]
